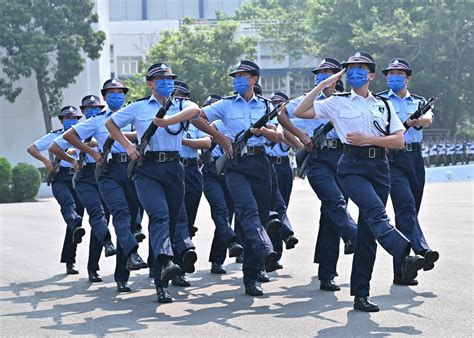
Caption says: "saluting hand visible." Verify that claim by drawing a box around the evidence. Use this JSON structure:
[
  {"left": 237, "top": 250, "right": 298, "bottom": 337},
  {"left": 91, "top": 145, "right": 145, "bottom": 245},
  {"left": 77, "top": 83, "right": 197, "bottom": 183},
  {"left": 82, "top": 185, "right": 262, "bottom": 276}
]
[
  {"left": 92, "top": 151, "right": 104, "bottom": 166},
  {"left": 346, "top": 132, "right": 369, "bottom": 145},
  {"left": 321, "top": 68, "right": 346, "bottom": 87},
  {"left": 126, "top": 144, "right": 140, "bottom": 161}
]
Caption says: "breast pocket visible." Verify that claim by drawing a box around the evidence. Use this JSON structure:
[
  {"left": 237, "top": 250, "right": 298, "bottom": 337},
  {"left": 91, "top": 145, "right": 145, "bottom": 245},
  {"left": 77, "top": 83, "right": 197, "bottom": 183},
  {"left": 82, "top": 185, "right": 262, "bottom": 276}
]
[
  {"left": 250, "top": 107, "right": 266, "bottom": 124},
  {"left": 371, "top": 109, "right": 389, "bottom": 134},
  {"left": 339, "top": 110, "right": 362, "bottom": 131}
]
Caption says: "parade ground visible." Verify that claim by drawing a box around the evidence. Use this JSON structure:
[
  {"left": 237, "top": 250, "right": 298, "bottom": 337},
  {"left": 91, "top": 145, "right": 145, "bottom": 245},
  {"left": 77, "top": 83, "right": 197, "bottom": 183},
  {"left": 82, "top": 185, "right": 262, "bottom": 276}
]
[{"left": 0, "top": 180, "right": 472, "bottom": 337}]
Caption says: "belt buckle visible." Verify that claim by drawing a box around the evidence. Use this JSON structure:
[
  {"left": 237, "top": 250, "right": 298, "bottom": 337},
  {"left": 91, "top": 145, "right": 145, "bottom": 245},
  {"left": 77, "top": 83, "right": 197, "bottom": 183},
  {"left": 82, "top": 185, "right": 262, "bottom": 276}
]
[
  {"left": 329, "top": 139, "right": 337, "bottom": 149},
  {"left": 158, "top": 152, "right": 166, "bottom": 162},
  {"left": 247, "top": 146, "right": 255, "bottom": 155},
  {"left": 368, "top": 147, "right": 376, "bottom": 159},
  {"left": 182, "top": 158, "right": 188, "bottom": 167},
  {"left": 405, "top": 143, "right": 413, "bottom": 152},
  {"left": 120, "top": 153, "right": 128, "bottom": 162},
  {"left": 68, "top": 167, "right": 75, "bottom": 175},
  {"left": 275, "top": 156, "right": 282, "bottom": 165}
]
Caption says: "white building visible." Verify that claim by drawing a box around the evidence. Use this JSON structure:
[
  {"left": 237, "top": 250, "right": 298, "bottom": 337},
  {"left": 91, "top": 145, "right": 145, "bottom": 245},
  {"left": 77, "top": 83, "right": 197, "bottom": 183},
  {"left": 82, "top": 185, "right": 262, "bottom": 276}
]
[{"left": 0, "top": 0, "right": 317, "bottom": 166}]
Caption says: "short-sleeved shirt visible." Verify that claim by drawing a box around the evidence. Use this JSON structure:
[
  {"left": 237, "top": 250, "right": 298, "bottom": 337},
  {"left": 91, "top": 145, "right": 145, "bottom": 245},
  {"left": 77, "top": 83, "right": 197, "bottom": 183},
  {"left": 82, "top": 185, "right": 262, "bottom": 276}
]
[
  {"left": 379, "top": 89, "right": 431, "bottom": 143},
  {"left": 33, "top": 129, "right": 74, "bottom": 168},
  {"left": 73, "top": 109, "right": 132, "bottom": 153},
  {"left": 111, "top": 96, "right": 193, "bottom": 152},
  {"left": 202, "top": 94, "right": 273, "bottom": 147},
  {"left": 54, "top": 134, "right": 97, "bottom": 164},
  {"left": 210, "top": 120, "right": 226, "bottom": 157},
  {"left": 287, "top": 93, "right": 340, "bottom": 139},
  {"left": 180, "top": 123, "right": 208, "bottom": 158},
  {"left": 313, "top": 89, "right": 405, "bottom": 145}
]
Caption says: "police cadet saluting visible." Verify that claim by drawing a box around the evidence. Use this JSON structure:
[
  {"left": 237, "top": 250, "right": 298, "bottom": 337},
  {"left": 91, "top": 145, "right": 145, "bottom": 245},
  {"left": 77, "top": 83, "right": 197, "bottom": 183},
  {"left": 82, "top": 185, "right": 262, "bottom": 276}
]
[
  {"left": 379, "top": 58, "right": 439, "bottom": 285},
  {"left": 200, "top": 95, "right": 244, "bottom": 274},
  {"left": 64, "top": 79, "right": 147, "bottom": 293},
  {"left": 27, "top": 106, "right": 86, "bottom": 274},
  {"left": 295, "top": 52, "right": 427, "bottom": 312},
  {"left": 105, "top": 63, "right": 199, "bottom": 303},
  {"left": 185, "top": 60, "right": 280, "bottom": 296},
  {"left": 278, "top": 58, "right": 358, "bottom": 292},
  {"left": 49, "top": 95, "right": 117, "bottom": 283}
]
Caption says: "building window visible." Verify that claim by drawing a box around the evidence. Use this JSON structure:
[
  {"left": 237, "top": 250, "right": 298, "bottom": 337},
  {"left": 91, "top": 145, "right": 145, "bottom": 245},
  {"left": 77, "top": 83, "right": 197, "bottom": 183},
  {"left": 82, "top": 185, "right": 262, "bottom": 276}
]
[
  {"left": 260, "top": 76, "right": 287, "bottom": 94},
  {"left": 116, "top": 56, "right": 143, "bottom": 76},
  {"left": 290, "top": 73, "right": 313, "bottom": 96}
]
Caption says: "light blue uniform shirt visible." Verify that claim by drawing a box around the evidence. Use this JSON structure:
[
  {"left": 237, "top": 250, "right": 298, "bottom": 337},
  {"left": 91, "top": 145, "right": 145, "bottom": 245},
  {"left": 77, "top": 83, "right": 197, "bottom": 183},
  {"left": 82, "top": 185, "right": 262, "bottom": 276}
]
[
  {"left": 53, "top": 134, "right": 97, "bottom": 164},
  {"left": 379, "top": 89, "right": 428, "bottom": 143},
  {"left": 33, "top": 129, "right": 75, "bottom": 168},
  {"left": 287, "top": 93, "right": 340, "bottom": 139},
  {"left": 210, "top": 120, "right": 226, "bottom": 157},
  {"left": 73, "top": 109, "right": 132, "bottom": 153},
  {"left": 111, "top": 96, "right": 192, "bottom": 152},
  {"left": 180, "top": 124, "right": 207, "bottom": 158},
  {"left": 202, "top": 94, "right": 273, "bottom": 147}
]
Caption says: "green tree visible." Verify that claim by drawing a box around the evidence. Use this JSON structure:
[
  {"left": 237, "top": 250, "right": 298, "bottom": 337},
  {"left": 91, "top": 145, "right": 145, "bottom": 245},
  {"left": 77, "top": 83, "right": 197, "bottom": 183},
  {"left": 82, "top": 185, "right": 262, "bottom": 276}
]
[
  {"left": 0, "top": 0, "right": 105, "bottom": 132},
  {"left": 124, "top": 18, "right": 256, "bottom": 104}
]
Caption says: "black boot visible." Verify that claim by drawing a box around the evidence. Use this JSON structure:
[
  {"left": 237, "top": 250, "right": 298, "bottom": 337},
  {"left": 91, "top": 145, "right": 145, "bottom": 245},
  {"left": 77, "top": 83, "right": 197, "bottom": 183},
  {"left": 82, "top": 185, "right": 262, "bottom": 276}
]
[
  {"left": 88, "top": 270, "right": 103, "bottom": 283},
  {"left": 126, "top": 252, "right": 148, "bottom": 271},
  {"left": 354, "top": 296, "right": 379, "bottom": 312},
  {"left": 157, "top": 287, "right": 172, "bottom": 303},
  {"left": 66, "top": 263, "right": 79, "bottom": 275}
]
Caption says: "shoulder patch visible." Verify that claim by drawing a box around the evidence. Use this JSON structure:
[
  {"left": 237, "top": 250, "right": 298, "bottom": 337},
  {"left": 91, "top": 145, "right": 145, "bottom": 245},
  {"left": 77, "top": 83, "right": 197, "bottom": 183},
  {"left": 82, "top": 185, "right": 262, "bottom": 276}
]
[
  {"left": 49, "top": 128, "right": 62, "bottom": 134},
  {"left": 222, "top": 95, "right": 237, "bottom": 100},
  {"left": 333, "top": 92, "right": 351, "bottom": 97}
]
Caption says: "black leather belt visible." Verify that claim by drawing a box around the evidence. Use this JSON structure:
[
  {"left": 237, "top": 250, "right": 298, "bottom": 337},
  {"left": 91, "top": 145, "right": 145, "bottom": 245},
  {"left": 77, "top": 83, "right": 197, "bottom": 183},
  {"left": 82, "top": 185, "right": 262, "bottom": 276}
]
[
  {"left": 111, "top": 152, "right": 129, "bottom": 162},
  {"left": 145, "top": 151, "right": 180, "bottom": 163},
  {"left": 241, "top": 145, "right": 265, "bottom": 156},
  {"left": 343, "top": 145, "right": 385, "bottom": 159},
  {"left": 180, "top": 157, "right": 198, "bottom": 167},
  {"left": 269, "top": 155, "right": 290, "bottom": 164},
  {"left": 404, "top": 142, "right": 421, "bottom": 152},
  {"left": 82, "top": 163, "right": 96, "bottom": 170},
  {"left": 320, "top": 139, "right": 343, "bottom": 149},
  {"left": 59, "top": 166, "right": 75, "bottom": 175}
]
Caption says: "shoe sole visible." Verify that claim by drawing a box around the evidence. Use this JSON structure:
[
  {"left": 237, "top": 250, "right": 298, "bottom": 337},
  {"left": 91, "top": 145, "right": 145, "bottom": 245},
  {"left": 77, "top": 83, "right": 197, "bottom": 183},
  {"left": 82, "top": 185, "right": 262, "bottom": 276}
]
[
  {"left": 89, "top": 278, "right": 103, "bottom": 283},
  {"left": 126, "top": 262, "right": 148, "bottom": 271},
  {"left": 266, "top": 220, "right": 281, "bottom": 236},
  {"left": 265, "top": 252, "right": 279, "bottom": 272},
  {"left": 402, "top": 257, "right": 426, "bottom": 280},
  {"left": 183, "top": 251, "right": 198, "bottom": 273},
  {"left": 393, "top": 279, "right": 418, "bottom": 286},
  {"left": 354, "top": 304, "right": 380, "bottom": 312},
  {"left": 157, "top": 297, "right": 173, "bottom": 304},
  {"left": 117, "top": 288, "right": 131, "bottom": 293},
  {"left": 73, "top": 227, "right": 86, "bottom": 244},
  {"left": 320, "top": 286, "right": 341, "bottom": 291},
  {"left": 423, "top": 251, "right": 439, "bottom": 271},
  {"left": 285, "top": 237, "right": 299, "bottom": 250},
  {"left": 134, "top": 233, "right": 146, "bottom": 243},
  {"left": 161, "top": 266, "right": 182, "bottom": 284},
  {"left": 229, "top": 245, "right": 244, "bottom": 258},
  {"left": 105, "top": 249, "right": 116, "bottom": 257},
  {"left": 245, "top": 290, "right": 264, "bottom": 296}
]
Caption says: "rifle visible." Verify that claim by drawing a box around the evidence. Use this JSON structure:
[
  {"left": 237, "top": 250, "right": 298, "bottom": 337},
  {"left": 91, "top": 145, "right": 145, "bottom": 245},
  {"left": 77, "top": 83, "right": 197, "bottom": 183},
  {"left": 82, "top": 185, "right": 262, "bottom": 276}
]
[
  {"left": 95, "top": 136, "right": 115, "bottom": 181},
  {"left": 198, "top": 142, "right": 218, "bottom": 169},
  {"left": 295, "top": 121, "right": 334, "bottom": 179},
  {"left": 72, "top": 137, "right": 92, "bottom": 189},
  {"left": 46, "top": 157, "right": 61, "bottom": 186},
  {"left": 215, "top": 102, "right": 287, "bottom": 175},
  {"left": 403, "top": 93, "right": 443, "bottom": 131},
  {"left": 126, "top": 92, "right": 178, "bottom": 179}
]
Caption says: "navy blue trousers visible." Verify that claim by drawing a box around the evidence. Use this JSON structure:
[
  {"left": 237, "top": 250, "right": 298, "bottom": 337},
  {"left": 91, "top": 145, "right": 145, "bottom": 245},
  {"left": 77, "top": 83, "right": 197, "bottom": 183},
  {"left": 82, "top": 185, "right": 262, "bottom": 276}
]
[
  {"left": 134, "top": 158, "right": 194, "bottom": 287},
  {"left": 225, "top": 154, "right": 274, "bottom": 285},
  {"left": 337, "top": 154, "right": 411, "bottom": 297},
  {"left": 269, "top": 162, "right": 294, "bottom": 258},
  {"left": 51, "top": 170, "right": 83, "bottom": 264},
  {"left": 98, "top": 161, "right": 139, "bottom": 258},
  {"left": 273, "top": 161, "right": 293, "bottom": 207},
  {"left": 184, "top": 163, "right": 203, "bottom": 236},
  {"left": 75, "top": 164, "right": 128, "bottom": 281},
  {"left": 203, "top": 159, "right": 238, "bottom": 265},
  {"left": 306, "top": 147, "right": 358, "bottom": 281},
  {"left": 389, "top": 150, "right": 430, "bottom": 276}
]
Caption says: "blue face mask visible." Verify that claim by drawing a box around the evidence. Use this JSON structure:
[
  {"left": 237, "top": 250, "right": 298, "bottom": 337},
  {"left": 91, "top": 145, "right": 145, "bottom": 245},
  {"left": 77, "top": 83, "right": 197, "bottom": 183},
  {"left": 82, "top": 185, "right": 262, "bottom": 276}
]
[
  {"left": 63, "top": 119, "right": 78, "bottom": 131},
  {"left": 346, "top": 67, "right": 369, "bottom": 89},
  {"left": 155, "top": 79, "right": 174, "bottom": 97},
  {"left": 387, "top": 74, "right": 406, "bottom": 93},
  {"left": 315, "top": 72, "right": 331, "bottom": 85},
  {"left": 233, "top": 77, "right": 251, "bottom": 95},
  {"left": 106, "top": 92, "right": 125, "bottom": 110},
  {"left": 84, "top": 107, "right": 101, "bottom": 119}
]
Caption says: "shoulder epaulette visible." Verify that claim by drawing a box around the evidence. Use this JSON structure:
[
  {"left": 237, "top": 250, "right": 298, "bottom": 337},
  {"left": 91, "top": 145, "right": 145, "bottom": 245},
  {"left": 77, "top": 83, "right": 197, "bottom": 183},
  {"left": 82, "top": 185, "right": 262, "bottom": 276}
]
[
  {"left": 376, "top": 90, "right": 389, "bottom": 96},
  {"left": 222, "top": 94, "right": 237, "bottom": 100},
  {"left": 333, "top": 92, "right": 351, "bottom": 96},
  {"left": 256, "top": 94, "right": 271, "bottom": 102},
  {"left": 133, "top": 96, "right": 151, "bottom": 103},
  {"left": 94, "top": 110, "right": 106, "bottom": 117},
  {"left": 411, "top": 93, "right": 426, "bottom": 101},
  {"left": 49, "top": 128, "right": 62, "bottom": 134}
]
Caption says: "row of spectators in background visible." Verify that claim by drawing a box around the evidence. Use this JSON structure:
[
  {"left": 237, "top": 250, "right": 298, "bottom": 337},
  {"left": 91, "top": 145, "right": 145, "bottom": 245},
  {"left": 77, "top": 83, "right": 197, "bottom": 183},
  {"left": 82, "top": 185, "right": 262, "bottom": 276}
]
[{"left": 422, "top": 138, "right": 474, "bottom": 167}]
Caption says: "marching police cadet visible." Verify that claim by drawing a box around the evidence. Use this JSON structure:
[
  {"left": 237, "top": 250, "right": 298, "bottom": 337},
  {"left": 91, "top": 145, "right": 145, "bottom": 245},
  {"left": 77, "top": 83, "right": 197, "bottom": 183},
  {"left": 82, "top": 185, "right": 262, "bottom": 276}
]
[
  {"left": 199, "top": 95, "right": 243, "bottom": 274},
  {"left": 49, "top": 95, "right": 117, "bottom": 283},
  {"left": 379, "top": 58, "right": 439, "bottom": 285},
  {"left": 295, "top": 51, "right": 428, "bottom": 312},
  {"left": 64, "top": 79, "right": 147, "bottom": 293},
  {"left": 27, "top": 106, "right": 86, "bottom": 274},
  {"left": 278, "top": 58, "right": 358, "bottom": 292},
  {"left": 184, "top": 60, "right": 280, "bottom": 297},
  {"left": 105, "top": 63, "right": 199, "bottom": 303}
]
